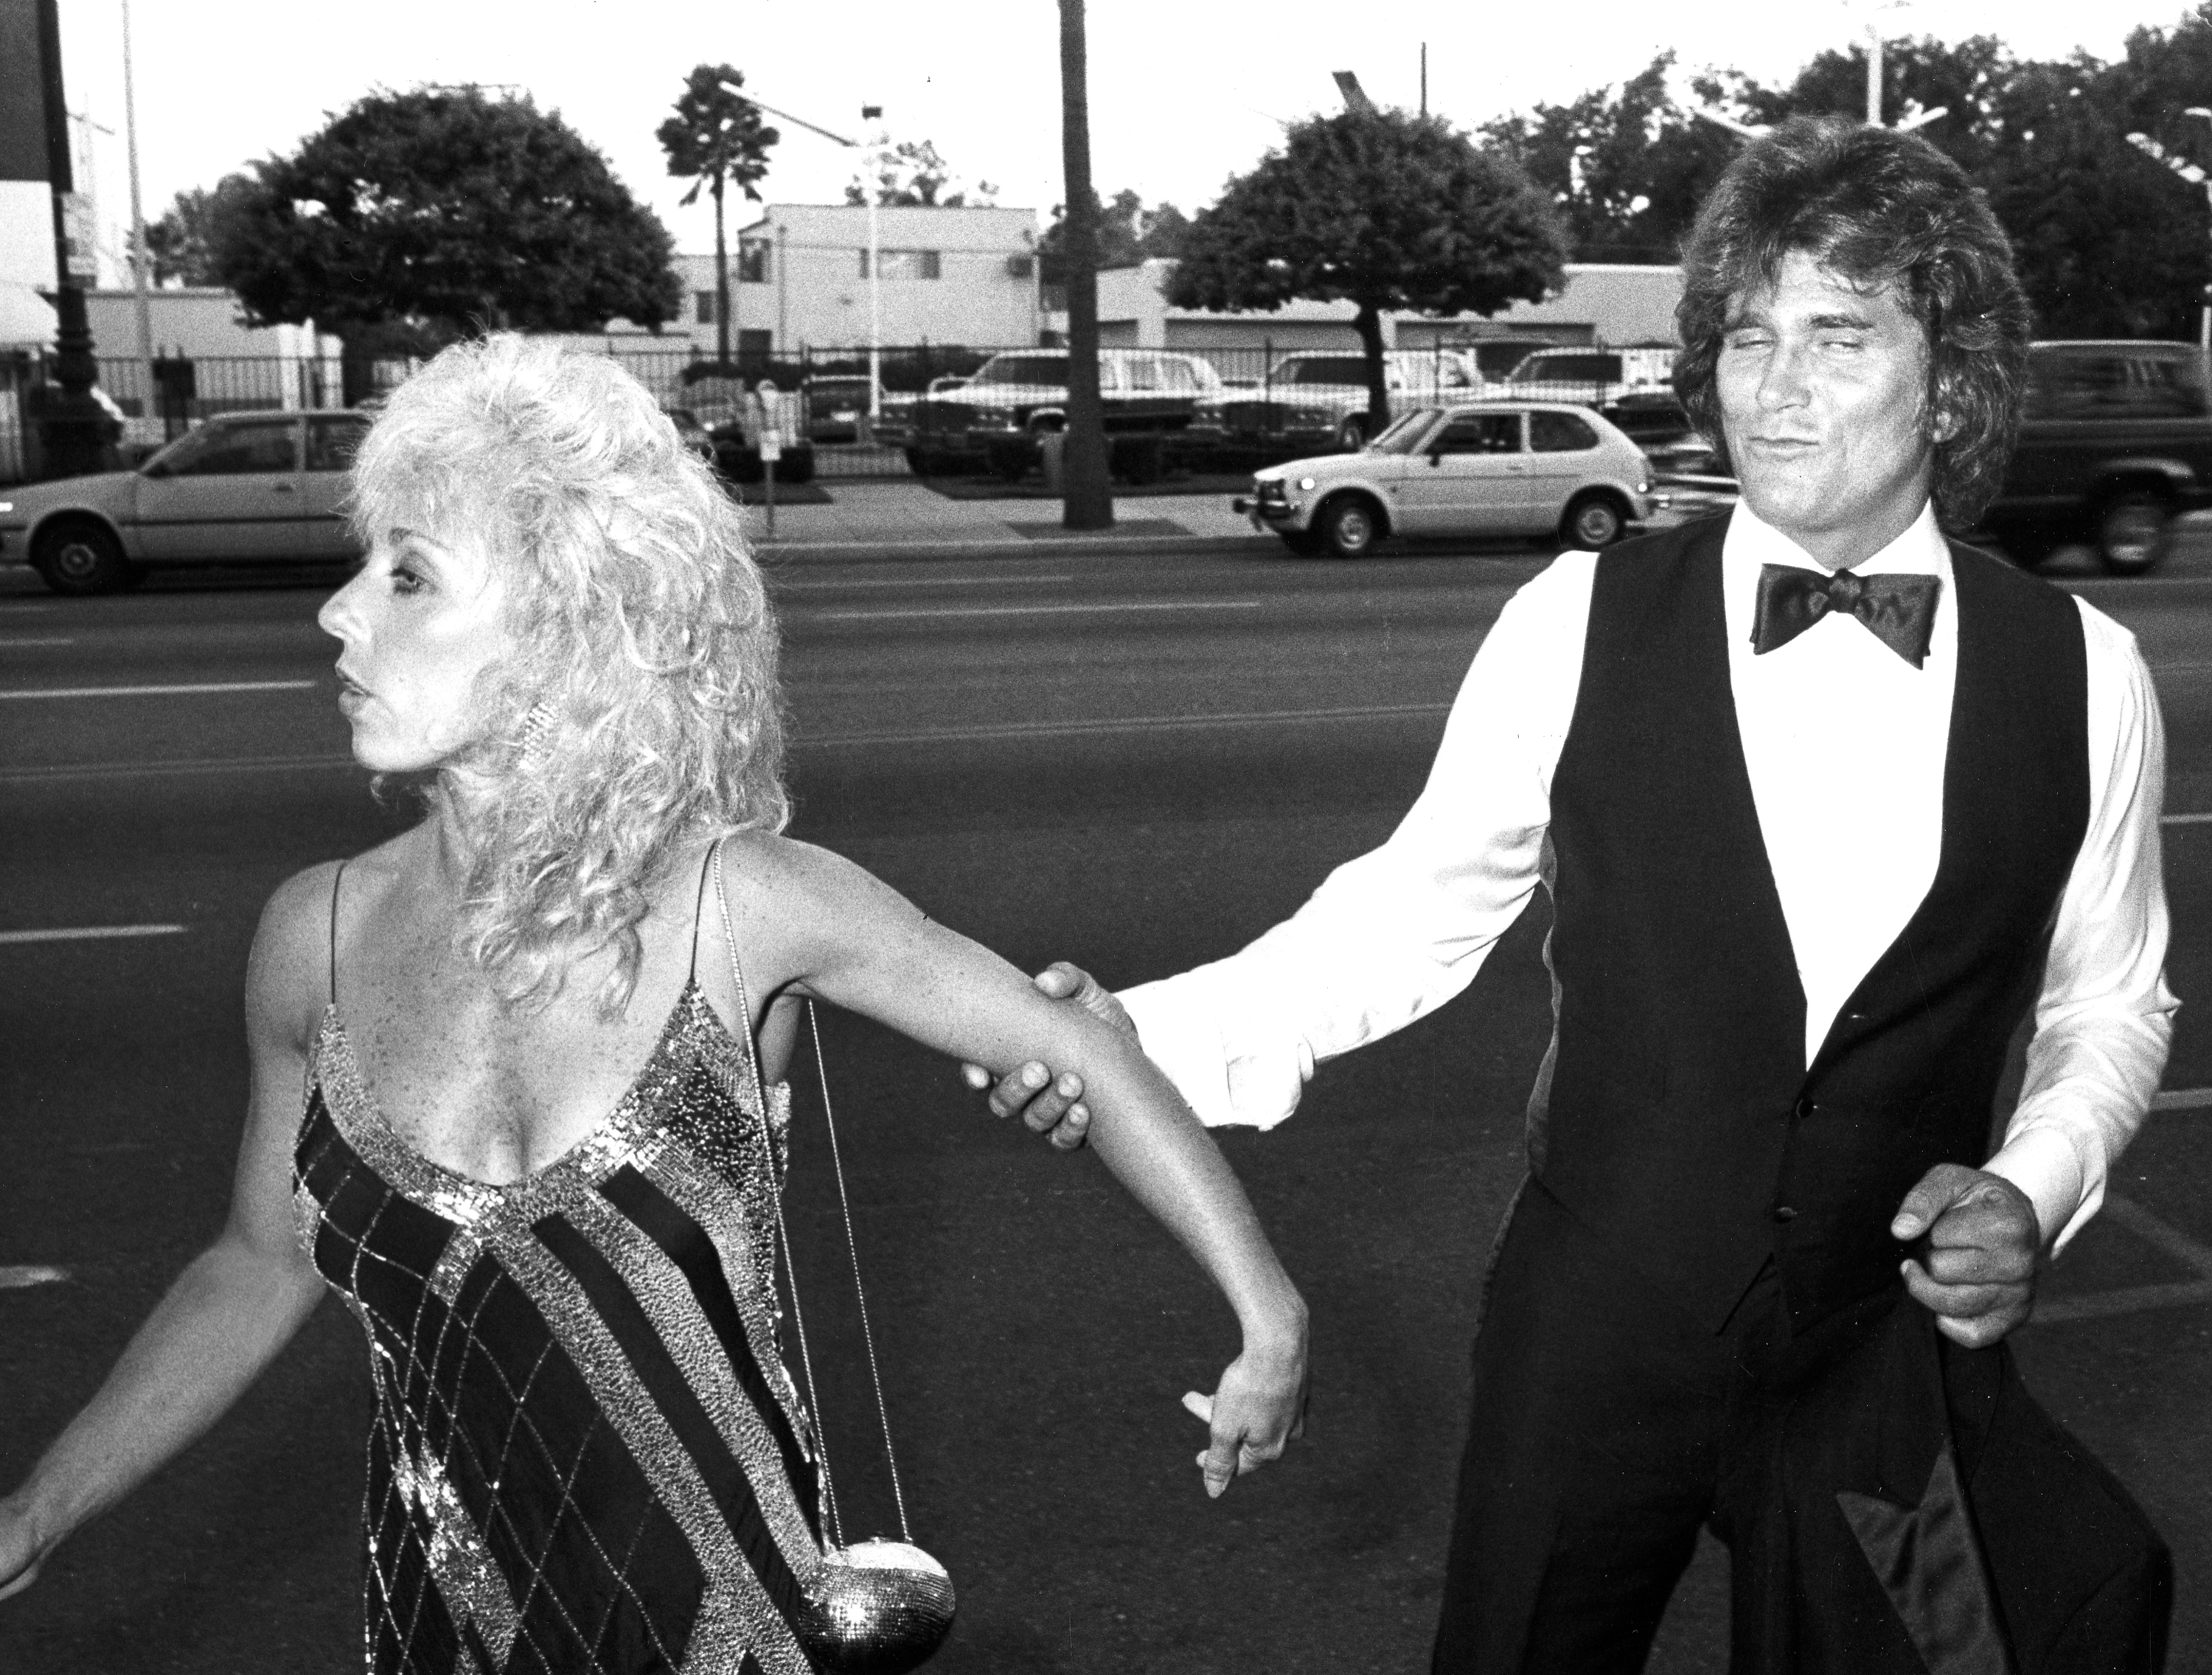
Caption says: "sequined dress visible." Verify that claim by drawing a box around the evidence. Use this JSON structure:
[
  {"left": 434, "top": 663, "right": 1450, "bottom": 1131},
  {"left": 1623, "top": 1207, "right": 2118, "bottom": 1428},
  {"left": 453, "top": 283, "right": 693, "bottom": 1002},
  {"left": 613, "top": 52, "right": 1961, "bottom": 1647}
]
[{"left": 292, "top": 978, "right": 830, "bottom": 1674}]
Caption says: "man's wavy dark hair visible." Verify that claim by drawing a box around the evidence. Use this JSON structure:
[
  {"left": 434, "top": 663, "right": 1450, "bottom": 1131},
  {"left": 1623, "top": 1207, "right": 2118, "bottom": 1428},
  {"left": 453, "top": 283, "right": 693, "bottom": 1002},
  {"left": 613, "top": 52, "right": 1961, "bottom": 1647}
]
[{"left": 1674, "top": 116, "right": 2031, "bottom": 529}]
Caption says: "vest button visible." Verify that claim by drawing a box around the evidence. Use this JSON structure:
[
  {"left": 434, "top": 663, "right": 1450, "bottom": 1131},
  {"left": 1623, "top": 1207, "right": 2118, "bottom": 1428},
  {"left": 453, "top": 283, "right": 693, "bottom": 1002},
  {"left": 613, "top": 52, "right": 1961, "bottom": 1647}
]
[
  {"left": 1792, "top": 1097, "right": 1817, "bottom": 1121},
  {"left": 1773, "top": 1205, "right": 1798, "bottom": 1223}
]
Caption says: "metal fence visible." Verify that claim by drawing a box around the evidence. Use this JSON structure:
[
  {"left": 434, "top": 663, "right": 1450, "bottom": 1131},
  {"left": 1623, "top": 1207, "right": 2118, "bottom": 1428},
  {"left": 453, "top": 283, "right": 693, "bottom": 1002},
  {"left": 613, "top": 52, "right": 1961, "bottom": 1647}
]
[{"left": 7, "top": 339, "right": 1686, "bottom": 488}]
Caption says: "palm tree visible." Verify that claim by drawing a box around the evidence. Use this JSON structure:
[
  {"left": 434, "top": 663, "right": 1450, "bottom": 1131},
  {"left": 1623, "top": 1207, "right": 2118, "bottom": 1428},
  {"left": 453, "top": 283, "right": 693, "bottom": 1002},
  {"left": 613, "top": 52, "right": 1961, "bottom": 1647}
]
[
  {"left": 1058, "top": 0, "right": 1111, "bottom": 528},
  {"left": 656, "top": 65, "right": 779, "bottom": 367}
]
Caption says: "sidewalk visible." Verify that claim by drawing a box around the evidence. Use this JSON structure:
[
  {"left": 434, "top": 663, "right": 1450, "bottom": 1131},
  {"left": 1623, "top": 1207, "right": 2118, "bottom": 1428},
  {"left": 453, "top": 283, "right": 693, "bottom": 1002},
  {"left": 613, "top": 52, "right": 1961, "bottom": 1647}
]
[{"left": 739, "top": 478, "right": 1276, "bottom": 561}]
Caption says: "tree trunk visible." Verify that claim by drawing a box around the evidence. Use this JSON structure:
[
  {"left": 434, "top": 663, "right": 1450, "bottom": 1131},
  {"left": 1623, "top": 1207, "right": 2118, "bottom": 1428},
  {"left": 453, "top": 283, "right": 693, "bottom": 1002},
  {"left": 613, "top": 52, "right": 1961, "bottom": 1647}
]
[
  {"left": 1354, "top": 303, "right": 1388, "bottom": 442},
  {"left": 1057, "top": 0, "right": 1112, "bottom": 529},
  {"left": 712, "top": 174, "right": 731, "bottom": 367}
]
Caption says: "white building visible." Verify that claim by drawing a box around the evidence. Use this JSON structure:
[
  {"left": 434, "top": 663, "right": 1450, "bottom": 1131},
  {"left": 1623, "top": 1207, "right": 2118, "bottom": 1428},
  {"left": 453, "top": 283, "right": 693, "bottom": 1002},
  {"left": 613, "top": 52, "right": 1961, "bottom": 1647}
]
[
  {"left": 78, "top": 288, "right": 343, "bottom": 428},
  {"left": 1085, "top": 259, "right": 1684, "bottom": 361},
  {"left": 680, "top": 203, "right": 1042, "bottom": 355}
]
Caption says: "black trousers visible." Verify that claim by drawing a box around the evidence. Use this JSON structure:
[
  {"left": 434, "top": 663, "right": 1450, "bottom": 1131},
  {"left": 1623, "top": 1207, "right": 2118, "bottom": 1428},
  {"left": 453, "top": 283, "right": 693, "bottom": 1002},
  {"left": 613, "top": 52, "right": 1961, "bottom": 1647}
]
[{"left": 1430, "top": 1179, "right": 1896, "bottom": 1675}]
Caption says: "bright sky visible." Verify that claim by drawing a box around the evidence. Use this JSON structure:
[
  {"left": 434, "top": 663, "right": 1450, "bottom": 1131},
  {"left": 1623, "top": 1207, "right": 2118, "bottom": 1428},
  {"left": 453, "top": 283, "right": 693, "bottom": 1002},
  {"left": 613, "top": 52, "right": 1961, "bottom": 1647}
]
[{"left": 52, "top": 0, "right": 2199, "bottom": 284}]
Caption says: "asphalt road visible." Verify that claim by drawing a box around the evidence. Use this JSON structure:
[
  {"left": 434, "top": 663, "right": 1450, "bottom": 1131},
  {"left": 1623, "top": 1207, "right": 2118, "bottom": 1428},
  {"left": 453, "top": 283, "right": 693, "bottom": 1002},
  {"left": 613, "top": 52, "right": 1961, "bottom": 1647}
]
[{"left": 3, "top": 537, "right": 2212, "bottom": 1673}]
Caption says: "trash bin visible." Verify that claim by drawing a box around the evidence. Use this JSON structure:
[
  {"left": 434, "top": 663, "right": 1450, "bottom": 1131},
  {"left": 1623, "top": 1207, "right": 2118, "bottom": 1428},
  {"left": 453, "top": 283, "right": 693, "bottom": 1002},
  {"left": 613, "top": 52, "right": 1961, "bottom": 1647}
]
[{"left": 1040, "top": 430, "right": 1067, "bottom": 492}]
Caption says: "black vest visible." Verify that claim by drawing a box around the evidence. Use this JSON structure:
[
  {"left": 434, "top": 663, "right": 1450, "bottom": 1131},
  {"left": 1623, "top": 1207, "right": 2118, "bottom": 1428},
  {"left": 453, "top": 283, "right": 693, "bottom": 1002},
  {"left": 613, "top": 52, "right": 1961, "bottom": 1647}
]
[{"left": 1537, "top": 515, "right": 2090, "bottom": 1332}]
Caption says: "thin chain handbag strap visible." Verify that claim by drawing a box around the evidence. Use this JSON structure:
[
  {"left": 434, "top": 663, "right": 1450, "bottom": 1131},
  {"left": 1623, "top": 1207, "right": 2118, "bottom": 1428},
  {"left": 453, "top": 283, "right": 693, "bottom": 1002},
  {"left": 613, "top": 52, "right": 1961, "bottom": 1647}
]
[{"left": 712, "top": 841, "right": 914, "bottom": 1550}]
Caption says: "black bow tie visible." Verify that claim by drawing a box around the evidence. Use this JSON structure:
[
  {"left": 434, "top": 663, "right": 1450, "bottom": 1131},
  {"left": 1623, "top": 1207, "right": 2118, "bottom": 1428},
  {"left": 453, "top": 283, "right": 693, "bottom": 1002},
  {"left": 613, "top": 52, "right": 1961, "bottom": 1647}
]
[{"left": 1750, "top": 563, "right": 1941, "bottom": 668}]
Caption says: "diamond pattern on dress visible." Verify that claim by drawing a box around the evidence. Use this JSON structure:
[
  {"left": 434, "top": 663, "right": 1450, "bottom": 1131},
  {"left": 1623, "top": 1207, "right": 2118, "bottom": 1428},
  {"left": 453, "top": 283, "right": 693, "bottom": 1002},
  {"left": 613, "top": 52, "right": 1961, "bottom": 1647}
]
[{"left": 293, "top": 983, "right": 822, "bottom": 1675}]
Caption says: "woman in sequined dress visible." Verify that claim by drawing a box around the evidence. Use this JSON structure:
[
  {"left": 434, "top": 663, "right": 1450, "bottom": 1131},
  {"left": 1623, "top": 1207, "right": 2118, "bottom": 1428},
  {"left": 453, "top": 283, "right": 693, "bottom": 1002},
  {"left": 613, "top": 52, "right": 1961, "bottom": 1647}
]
[{"left": 0, "top": 335, "right": 1310, "bottom": 1674}]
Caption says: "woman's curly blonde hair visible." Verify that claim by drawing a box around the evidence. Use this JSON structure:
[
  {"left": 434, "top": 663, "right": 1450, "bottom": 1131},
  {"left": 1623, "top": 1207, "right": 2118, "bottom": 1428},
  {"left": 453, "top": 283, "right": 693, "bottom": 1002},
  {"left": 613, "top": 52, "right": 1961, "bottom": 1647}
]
[{"left": 349, "top": 333, "right": 787, "bottom": 1011}]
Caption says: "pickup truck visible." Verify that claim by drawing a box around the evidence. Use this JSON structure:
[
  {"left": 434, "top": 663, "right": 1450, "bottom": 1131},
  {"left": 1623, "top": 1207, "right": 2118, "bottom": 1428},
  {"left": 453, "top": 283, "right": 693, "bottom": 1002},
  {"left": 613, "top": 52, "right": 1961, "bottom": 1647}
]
[
  {"left": 1978, "top": 339, "right": 2212, "bottom": 574},
  {"left": 878, "top": 349, "right": 1223, "bottom": 482}
]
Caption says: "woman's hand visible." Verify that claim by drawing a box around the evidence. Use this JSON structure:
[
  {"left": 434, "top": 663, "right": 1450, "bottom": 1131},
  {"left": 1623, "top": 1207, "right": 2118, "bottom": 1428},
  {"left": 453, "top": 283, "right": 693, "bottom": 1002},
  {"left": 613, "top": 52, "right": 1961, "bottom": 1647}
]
[
  {"left": 0, "top": 1498, "right": 46, "bottom": 1602},
  {"left": 1182, "top": 1307, "right": 1310, "bottom": 1498}
]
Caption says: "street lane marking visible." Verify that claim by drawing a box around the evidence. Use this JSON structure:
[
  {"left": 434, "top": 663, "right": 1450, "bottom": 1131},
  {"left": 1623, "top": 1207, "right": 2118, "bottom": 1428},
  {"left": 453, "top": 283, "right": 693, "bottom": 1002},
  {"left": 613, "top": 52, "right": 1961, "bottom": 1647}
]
[
  {"left": 806, "top": 701, "right": 1452, "bottom": 747},
  {"left": 2151, "top": 1087, "right": 2212, "bottom": 1111},
  {"left": 776, "top": 572, "right": 1077, "bottom": 591},
  {"left": 6, "top": 704, "right": 1455, "bottom": 777},
  {"left": 0, "top": 752, "right": 355, "bottom": 784},
  {"left": 2162, "top": 812, "right": 2212, "bottom": 825},
  {"left": 811, "top": 601, "right": 1263, "bottom": 622},
  {"left": 0, "top": 636, "right": 74, "bottom": 647},
  {"left": 0, "top": 1267, "right": 68, "bottom": 1290},
  {"left": 0, "top": 679, "right": 316, "bottom": 701},
  {"left": 2037, "top": 1195, "right": 2212, "bottom": 1324},
  {"left": 0, "top": 924, "right": 185, "bottom": 944}
]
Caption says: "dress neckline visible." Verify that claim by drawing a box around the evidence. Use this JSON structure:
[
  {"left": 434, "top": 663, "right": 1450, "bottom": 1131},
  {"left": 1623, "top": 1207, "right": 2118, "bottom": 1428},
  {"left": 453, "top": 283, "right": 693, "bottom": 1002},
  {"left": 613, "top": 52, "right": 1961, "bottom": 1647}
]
[{"left": 313, "top": 976, "right": 767, "bottom": 1201}]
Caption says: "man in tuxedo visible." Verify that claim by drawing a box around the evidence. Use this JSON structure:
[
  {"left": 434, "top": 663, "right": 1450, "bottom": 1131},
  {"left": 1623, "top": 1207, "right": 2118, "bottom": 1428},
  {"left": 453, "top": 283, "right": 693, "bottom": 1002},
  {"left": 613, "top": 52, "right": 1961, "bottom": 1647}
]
[{"left": 975, "top": 116, "right": 2174, "bottom": 1671}]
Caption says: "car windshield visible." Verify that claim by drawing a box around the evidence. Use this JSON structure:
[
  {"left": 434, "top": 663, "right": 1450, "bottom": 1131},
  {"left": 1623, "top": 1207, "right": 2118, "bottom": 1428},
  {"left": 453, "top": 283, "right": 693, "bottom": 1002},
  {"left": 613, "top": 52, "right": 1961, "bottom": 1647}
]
[
  {"left": 970, "top": 355, "right": 1068, "bottom": 386},
  {"left": 1369, "top": 410, "right": 1441, "bottom": 453}
]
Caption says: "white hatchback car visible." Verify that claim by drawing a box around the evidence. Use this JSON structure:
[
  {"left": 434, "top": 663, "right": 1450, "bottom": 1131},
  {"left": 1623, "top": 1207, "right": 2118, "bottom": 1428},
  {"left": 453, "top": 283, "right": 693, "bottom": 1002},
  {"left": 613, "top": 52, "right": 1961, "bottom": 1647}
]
[{"left": 1232, "top": 403, "right": 1654, "bottom": 557}]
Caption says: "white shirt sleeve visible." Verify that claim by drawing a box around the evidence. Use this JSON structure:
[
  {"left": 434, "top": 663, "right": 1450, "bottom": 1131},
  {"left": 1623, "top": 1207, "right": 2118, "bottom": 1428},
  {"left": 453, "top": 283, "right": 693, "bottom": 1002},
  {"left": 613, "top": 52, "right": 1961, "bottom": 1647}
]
[
  {"left": 1119, "top": 555, "right": 1594, "bottom": 1127},
  {"left": 1983, "top": 599, "right": 2177, "bottom": 1252}
]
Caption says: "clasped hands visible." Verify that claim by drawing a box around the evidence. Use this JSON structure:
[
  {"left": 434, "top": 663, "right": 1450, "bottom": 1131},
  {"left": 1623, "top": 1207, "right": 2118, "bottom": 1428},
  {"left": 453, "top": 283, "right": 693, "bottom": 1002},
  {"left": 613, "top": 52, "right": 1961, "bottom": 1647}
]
[{"left": 968, "top": 964, "right": 2048, "bottom": 1352}]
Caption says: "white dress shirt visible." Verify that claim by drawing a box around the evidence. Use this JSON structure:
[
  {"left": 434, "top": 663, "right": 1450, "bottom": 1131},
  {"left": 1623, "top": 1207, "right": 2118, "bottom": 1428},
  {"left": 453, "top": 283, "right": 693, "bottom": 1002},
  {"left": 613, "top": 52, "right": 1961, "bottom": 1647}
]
[{"left": 1121, "top": 501, "right": 2176, "bottom": 1252}]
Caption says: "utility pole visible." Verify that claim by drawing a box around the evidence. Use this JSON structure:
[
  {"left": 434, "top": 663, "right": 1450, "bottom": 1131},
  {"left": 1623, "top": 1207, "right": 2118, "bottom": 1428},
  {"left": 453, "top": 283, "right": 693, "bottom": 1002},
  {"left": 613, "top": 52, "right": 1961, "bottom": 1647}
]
[
  {"left": 1420, "top": 43, "right": 1427, "bottom": 119},
  {"left": 1057, "top": 0, "right": 1111, "bottom": 529}
]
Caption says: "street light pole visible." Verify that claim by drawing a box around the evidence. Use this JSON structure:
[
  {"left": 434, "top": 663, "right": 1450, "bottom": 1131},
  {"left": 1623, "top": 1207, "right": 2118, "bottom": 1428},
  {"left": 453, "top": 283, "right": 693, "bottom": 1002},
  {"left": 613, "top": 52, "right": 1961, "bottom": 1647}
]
[
  {"left": 863, "top": 106, "right": 883, "bottom": 424},
  {"left": 2188, "top": 110, "right": 2212, "bottom": 352},
  {"left": 121, "top": 0, "right": 155, "bottom": 433},
  {"left": 712, "top": 80, "right": 884, "bottom": 417}
]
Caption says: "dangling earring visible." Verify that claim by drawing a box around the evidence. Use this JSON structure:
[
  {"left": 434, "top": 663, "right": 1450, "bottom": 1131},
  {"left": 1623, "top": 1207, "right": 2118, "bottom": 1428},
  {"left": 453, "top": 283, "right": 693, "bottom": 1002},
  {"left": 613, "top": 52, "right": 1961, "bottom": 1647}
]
[{"left": 517, "top": 700, "right": 555, "bottom": 770}]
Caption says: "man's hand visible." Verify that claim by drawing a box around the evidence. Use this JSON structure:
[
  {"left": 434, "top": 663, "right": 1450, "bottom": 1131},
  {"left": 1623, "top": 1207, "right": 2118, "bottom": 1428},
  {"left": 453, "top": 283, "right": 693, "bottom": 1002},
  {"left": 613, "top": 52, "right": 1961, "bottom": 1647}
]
[
  {"left": 1891, "top": 1164, "right": 2043, "bottom": 1348},
  {"left": 959, "top": 962, "right": 1135, "bottom": 1151}
]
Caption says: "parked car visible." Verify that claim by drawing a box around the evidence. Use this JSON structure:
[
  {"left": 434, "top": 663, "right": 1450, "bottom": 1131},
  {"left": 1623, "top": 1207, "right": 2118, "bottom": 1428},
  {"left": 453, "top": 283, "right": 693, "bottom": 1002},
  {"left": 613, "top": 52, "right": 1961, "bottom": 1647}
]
[
  {"left": 882, "top": 348, "right": 1225, "bottom": 481},
  {"left": 1492, "top": 345, "right": 1677, "bottom": 408},
  {"left": 1231, "top": 403, "right": 1653, "bottom": 558},
  {"left": 1978, "top": 339, "right": 2212, "bottom": 574},
  {"left": 1191, "top": 349, "right": 1483, "bottom": 458},
  {"left": 801, "top": 375, "right": 883, "bottom": 444},
  {"left": 0, "top": 408, "right": 375, "bottom": 594}
]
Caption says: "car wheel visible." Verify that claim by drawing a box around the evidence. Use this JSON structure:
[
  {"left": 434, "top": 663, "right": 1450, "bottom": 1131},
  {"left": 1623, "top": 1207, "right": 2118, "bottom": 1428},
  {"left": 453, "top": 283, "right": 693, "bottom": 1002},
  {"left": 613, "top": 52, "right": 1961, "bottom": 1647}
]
[
  {"left": 32, "top": 518, "right": 134, "bottom": 596},
  {"left": 1335, "top": 415, "right": 1368, "bottom": 452},
  {"left": 1562, "top": 491, "right": 1630, "bottom": 550},
  {"left": 2097, "top": 492, "right": 2168, "bottom": 575},
  {"left": 1316, "top": 493, "right": 1382, "bottom": 559}
]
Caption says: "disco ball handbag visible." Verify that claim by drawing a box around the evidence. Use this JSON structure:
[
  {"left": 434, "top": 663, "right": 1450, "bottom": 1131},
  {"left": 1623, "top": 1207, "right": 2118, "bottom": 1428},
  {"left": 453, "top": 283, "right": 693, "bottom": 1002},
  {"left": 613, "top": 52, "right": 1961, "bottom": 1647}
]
[{"left": 717, "top": 854, "right": 956, "bottom": 1674}]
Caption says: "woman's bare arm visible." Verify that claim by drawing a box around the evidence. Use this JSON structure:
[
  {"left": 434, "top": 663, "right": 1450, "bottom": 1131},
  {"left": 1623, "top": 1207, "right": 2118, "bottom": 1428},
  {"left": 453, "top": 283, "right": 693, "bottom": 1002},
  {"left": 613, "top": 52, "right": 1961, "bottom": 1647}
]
[
  {"left": 0, "top": 867, "right": 336, "bottom": 1595},
  {"left": 717, "top": 837, "right": 1309, "bottom": 1494}
]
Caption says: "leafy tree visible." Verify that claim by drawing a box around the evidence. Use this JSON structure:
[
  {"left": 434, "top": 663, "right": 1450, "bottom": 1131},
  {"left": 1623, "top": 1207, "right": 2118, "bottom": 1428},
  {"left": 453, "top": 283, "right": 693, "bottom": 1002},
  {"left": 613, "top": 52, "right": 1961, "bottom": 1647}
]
[
  {"left": 657, "top": 64, "right": 779, "bottom": 365},
  {"left": 1038, "top": 188, "right": 1189, "bottom": 276},
  {"left": 141, "top": 174, "right": 260, "bottom": 286},
  {"left": 1481, "top": 55, "right": 1736, "bottom": 264},
  {"left": 1169, "top": 109, "right": 1568, "bottom": 431},
  {"left": 845, "top": 139, "right": 997, "bottom": 207},
  {"left": 210, "top": 87, "right": 680, "bottom": 344}
]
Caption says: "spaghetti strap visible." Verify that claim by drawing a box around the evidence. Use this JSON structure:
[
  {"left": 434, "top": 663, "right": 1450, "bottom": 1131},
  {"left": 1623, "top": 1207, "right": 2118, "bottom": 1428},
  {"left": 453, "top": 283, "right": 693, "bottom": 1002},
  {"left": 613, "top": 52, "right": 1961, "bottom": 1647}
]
[
  {"left": 328, "top": 860, "right": 348, "bottom": 1008},
  {"left": 688, "top": 837, "right": 720, "bottom": 981}
]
